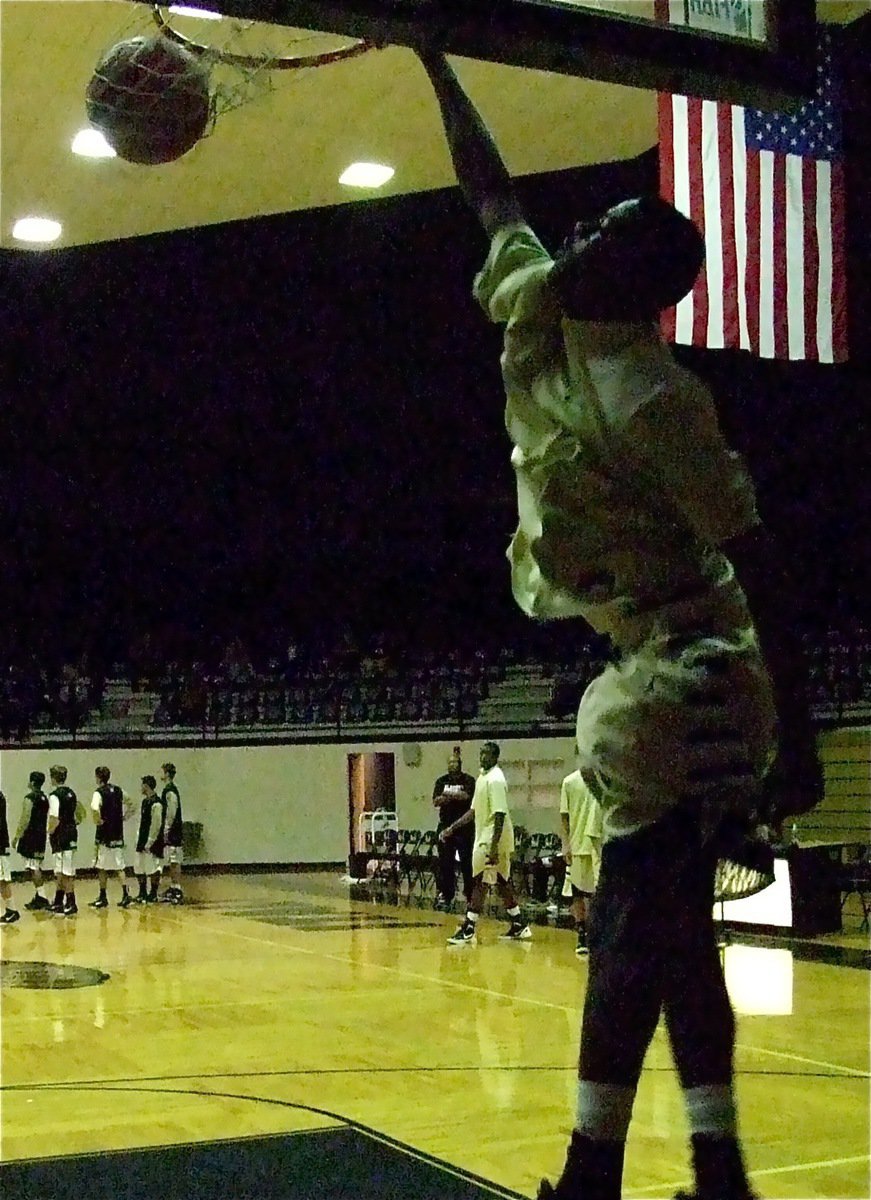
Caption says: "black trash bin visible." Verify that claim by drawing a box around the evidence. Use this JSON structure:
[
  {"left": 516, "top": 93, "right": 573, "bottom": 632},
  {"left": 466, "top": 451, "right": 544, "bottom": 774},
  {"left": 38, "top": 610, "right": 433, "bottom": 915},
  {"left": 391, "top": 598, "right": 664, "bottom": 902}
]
[{"left": 181, "top": 821, "right": 203, "bottom": 858}]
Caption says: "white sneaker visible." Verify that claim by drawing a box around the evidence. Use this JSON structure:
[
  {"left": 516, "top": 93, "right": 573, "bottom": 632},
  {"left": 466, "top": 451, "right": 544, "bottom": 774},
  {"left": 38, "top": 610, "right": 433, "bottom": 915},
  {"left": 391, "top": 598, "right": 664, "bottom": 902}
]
[{"left": 500, "top": 922, "right": 532, "bottom": 940}]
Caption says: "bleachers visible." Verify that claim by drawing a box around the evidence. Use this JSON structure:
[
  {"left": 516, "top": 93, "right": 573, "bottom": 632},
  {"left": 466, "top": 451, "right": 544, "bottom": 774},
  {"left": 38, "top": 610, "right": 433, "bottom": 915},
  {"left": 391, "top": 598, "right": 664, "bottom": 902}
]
[{"left": 2, "top": 624, "right": 870, "bottom": 746}]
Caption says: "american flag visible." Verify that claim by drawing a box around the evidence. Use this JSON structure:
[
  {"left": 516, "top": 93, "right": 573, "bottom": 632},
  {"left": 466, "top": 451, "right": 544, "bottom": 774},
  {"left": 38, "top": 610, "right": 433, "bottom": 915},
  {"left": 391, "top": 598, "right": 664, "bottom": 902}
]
[{"left": 658, "top": 27, "right": 848, "bottom": 363}]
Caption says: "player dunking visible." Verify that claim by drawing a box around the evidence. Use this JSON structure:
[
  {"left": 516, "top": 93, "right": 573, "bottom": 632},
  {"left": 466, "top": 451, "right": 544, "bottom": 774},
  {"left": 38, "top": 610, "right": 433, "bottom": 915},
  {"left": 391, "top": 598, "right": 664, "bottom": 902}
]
[{"left": 415, "top": 49, "right": 822, "bottom": 1200}]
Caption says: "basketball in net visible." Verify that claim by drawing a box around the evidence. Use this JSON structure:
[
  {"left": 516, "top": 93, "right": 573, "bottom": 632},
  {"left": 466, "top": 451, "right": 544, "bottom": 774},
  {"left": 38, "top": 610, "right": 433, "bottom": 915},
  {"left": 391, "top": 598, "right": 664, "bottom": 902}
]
[{"left": 86, "top": 35, "right": 211, "bottom": 165}]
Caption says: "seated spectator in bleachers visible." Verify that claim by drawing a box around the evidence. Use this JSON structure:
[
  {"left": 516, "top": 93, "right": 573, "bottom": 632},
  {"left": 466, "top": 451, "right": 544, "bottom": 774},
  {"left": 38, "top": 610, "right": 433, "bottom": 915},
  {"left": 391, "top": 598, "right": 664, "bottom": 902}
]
[
  {"left": 0, "top": 660, "right": 47, "bottom": 743},
  {"left": 177, "top": 663, "right": 210, "bottom": 725},
  {"left": 151, "top": 694, "right": 176, "bottom": 728},
  {"left": 54, "top": 663, "right": 91, "bottom": 734},
  {"left": 260, "top": 686, "right": 286, "bottom": 724},
  {"left": 220, "top": 637, "right": 256, "bottom": 686},
  {"left": 128, "top": 631, "right": 161, "bottom": 692}
]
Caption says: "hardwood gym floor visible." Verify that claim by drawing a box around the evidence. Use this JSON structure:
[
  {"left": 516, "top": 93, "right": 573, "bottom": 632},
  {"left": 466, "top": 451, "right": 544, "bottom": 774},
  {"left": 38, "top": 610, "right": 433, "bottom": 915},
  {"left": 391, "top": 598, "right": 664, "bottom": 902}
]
[{"left": 1, "top": 872, "right": 868, "bottom": 1199}]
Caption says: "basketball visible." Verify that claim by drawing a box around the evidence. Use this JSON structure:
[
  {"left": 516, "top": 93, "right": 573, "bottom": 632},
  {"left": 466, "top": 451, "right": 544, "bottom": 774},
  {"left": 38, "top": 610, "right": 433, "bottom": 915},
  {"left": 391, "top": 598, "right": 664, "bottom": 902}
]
[{"left": 85, "top": 36, "right": 211, "bottom": 165}]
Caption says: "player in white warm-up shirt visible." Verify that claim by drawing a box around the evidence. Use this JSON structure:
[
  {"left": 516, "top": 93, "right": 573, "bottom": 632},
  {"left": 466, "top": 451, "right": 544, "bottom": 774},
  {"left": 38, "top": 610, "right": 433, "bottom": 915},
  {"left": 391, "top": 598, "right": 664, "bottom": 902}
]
[
  {"left": 415, "top": 47, "right": 822, "bottom": 1200},
  {"left": 440, "top": 743, "right": 530, "bottom": 945},
  {"left": 560, "top": 759, "right": 603, "bottom": 957}
]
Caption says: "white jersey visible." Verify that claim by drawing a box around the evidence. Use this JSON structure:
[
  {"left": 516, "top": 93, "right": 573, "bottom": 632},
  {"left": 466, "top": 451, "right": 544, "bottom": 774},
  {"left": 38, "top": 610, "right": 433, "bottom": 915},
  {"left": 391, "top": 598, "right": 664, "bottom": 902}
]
[
  {"left": 560, "top": 769, "right": 603, "bottom": 857},
  {"left": 473, "top": 223, "right": 761, "bottom": 654},
  {"left": 472, "top": 765, "right": 514, "bottom": 853}
]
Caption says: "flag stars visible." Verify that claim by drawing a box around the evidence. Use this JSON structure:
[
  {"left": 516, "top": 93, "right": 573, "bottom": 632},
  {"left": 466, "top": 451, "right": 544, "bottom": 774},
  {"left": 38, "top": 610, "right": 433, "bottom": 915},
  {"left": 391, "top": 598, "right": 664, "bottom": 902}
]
[{"left": 740, "top": 35, "right": 840, "bottom": 161}]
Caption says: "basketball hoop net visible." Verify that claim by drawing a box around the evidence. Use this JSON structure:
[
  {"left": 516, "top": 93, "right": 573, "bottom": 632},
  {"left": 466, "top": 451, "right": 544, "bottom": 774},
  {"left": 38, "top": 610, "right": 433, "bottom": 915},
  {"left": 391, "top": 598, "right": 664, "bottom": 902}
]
[
  {"left": 86, "top": 3, "right": 383, "bottom": 165},
  {"left": 149, "top": 3, "right": 380, "bottom": 126},
  {"left": 150, "top": 4, "right": 376, "bottom": 72}
]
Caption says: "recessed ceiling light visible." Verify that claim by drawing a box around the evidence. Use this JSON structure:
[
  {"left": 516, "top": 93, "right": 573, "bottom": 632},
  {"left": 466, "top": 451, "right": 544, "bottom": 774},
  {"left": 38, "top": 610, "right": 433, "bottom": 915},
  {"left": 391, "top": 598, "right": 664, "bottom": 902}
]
[
  {"left": 12, "top": 217, "right": 62, "bottom": 244},
  {"left": 339, "top": 162, "right": 395, "bottom": 189},
  {"left": 168, "top": 5, "right": 223, "bottom": 18},
  {"left": 72, "top": 129, "right": 117, "bottom": 158}
]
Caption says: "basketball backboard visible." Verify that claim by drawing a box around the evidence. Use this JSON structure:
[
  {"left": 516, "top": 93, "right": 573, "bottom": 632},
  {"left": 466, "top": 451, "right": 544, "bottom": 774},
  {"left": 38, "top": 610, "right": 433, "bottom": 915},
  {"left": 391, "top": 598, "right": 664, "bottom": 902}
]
[
  {"left": 207, "top": 0, "right": 819, "bottom": 108},
  {"left": 3, "top": 1, "right": 865, "bottom": 250}
]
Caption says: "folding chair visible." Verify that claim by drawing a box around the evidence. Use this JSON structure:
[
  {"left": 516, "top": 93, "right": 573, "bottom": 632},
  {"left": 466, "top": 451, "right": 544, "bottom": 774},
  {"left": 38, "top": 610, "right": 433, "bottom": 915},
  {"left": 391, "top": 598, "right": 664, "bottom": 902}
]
[
  {"left": 518, "top": 835, "right": 547, "bottom": 902},
  {"left": 411, "top": 830, "right": 440, "bottom": 896},
  {"left": 511, "top": 830, "right": 535, "bottom": 897},
  {"left": 397, "top": 829, "right": 422, "bottom": 892},
  {"left": 837, "top": 847, "right": 871, "bottom": 931}
]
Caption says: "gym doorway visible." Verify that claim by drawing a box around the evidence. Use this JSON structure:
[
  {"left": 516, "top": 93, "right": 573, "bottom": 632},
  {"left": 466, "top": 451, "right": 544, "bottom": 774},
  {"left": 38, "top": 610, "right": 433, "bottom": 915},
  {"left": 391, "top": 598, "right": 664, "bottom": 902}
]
[{"left": 347, "top": 752, "right": 396, "bottom": 875}]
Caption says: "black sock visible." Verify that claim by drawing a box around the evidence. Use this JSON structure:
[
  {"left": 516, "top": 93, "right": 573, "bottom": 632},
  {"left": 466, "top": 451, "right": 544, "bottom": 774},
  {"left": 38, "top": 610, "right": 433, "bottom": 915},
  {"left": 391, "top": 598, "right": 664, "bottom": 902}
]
[
  {"left": 691, "top": 1132, "right": 751, "bottom": 1197},
  {"left": 99, "top": 888, "right": 107, "bottom": 901},
  {"left": 138, "top": 881, "right": 147, "bottom": 898},
  {"left": 54, "top": 889, "right": 63, "bottom": 905},
  {"left": 558, "top": 1132, "right": 625, "bottom": 1200}
]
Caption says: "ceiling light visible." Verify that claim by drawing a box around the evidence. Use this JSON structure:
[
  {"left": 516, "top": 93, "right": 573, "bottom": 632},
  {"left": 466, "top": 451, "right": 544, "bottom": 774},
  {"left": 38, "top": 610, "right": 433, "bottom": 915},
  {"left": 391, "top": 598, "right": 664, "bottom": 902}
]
[
  {"left": 12, "top": 217, "right": 62, "bottom": 244},
  {"left": 168, "top": 5, "right": 223, "bottom": 18},
  {"left": 72, "top": 129, "right": 117, "bottom": 158},
  {"left": 339, "top": 162, "right": 395, "bottom": 189}
]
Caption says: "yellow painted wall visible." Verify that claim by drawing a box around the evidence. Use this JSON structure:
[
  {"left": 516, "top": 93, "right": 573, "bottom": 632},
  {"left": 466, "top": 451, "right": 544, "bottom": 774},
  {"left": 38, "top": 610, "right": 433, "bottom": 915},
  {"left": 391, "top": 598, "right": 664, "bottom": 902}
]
[
  {"left": 0, "top": 736, "right": 577, "bottom": 867},
  {"left": 3, "top": 727, "right": 864, "bottom": 865}
]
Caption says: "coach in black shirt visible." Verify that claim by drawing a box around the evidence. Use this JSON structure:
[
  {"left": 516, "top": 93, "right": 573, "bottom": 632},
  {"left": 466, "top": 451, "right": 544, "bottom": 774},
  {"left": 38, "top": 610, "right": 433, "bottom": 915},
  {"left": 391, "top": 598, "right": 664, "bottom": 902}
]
[{"left": 432, "top": 746, "right": 476, "bottom": 911}]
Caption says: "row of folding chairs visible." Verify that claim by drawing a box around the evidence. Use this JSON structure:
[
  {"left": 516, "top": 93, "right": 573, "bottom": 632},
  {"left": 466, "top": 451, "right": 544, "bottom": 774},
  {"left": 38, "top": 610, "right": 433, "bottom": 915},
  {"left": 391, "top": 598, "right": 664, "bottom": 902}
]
[
  {"left": 364, "top": 827, "right": 566, "bottom": 900},
  {"left": 364, "top": 828, "right": 441, "bottom": 895}
]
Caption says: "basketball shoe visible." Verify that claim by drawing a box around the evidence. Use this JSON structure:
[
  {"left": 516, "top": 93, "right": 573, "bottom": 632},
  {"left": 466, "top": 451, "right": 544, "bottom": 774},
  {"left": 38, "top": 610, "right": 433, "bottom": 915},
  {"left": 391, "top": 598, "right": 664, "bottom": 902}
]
[
  {"left": 447, "top": 919, "right": 477, "bottom": 945},
  {"left": 500, "top": 920, "right": 532, "bottom": 940}
]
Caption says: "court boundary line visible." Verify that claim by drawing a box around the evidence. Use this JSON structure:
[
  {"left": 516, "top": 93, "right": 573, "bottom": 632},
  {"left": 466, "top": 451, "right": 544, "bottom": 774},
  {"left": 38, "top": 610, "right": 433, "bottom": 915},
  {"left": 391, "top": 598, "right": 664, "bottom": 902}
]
[
  {"left": 4, "top": 1064, "right": 865, "bottom": 1090},
  {"left": 0, "top": 1082, "right": 526, "bottom": 1199},
  {"left": 4, "top": 894, "right": 866, "bottom": 1199},
  {"left": 4, "top": 1081, "right": 867, "bottom": 1198}
]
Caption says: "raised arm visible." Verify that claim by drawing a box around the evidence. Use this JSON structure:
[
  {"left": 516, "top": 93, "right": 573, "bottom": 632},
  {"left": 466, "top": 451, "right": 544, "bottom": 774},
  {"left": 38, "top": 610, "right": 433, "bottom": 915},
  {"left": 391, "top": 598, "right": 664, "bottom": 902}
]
[{"left": 415, "top": 50, "right": 525, "bottom": 236}]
